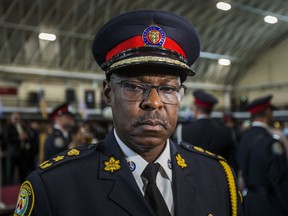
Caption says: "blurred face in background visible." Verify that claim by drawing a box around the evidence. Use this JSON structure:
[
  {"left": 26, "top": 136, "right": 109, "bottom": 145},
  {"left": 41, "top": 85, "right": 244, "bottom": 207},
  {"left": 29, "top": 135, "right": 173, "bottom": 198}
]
[
  {"left": 69, "top": 125, "right": 90, "bottom": 147},
  {"left": 57, "top": 114, "right": 75, "bottom": 131},
  {"left": 73, "top": 126, "right": 88, "bottom": 145},
  {"left": 10, "top": 112, "right": 21, "bottom": 125}
]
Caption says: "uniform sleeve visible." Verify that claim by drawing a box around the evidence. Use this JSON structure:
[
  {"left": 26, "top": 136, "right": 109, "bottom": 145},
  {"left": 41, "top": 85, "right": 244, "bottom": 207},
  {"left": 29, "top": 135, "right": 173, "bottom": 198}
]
[{"left": 14, "top": 171, "right": 53, "bottom": 216}]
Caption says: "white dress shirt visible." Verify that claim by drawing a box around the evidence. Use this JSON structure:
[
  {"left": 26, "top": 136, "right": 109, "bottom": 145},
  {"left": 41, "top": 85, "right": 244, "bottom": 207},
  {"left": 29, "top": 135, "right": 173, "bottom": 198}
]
[{"left": 114, "top": 129, "right": 174, "bottom": 215}]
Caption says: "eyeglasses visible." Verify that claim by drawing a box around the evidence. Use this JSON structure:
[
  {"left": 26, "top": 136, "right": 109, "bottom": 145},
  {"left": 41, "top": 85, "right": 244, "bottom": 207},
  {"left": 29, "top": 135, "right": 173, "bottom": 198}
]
[{"left": 112, "top": 80, "right": 186, "bottom": 105}]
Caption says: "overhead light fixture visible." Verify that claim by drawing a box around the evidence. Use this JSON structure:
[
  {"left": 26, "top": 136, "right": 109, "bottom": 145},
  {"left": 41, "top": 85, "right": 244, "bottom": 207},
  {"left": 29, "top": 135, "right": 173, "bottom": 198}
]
[
  {"left": 264, "top": 15, "right": 278, "bottom": 24},
  {"left": 218, "top": 58, "right": 231, "bottom": 66},
  {"left": 216, "top": 2, "right": 231, "bottom": 11},
  {"left": 39, "top": 32, "right": 57, "bottom": 41}
]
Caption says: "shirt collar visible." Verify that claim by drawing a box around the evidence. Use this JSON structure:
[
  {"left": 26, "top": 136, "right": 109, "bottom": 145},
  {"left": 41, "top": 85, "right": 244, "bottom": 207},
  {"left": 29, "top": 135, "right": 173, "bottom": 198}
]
[
  {"left": 196, "top": 114, "right": 210, "bottom": 120},
  {"left": 252, "top": 121, "right": 269, "bottom": 130},
  {"left": 114, "top": 129, "right": 172, "bottom": 181}
]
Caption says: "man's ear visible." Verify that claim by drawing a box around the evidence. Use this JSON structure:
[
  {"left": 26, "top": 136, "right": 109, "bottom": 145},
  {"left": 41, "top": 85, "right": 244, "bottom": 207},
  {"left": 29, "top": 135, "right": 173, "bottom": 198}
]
[{"left": 103, "top": 80, "right": 112, "bottom": 106}]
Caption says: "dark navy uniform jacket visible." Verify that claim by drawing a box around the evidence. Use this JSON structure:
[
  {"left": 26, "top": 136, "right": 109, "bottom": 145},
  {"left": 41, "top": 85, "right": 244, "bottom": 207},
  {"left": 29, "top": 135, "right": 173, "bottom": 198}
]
[
  {"left": 17, "top": 131, "right": 243, "bottom": 216},
  {"left": 237, "top": 125, "right": 288, "bottom": 216},
  {"left": 44, "top": 128, "right": 68, "bottom": 161},
  {"left": 182, "top": 118, "right": 234, "bottom": 160}
]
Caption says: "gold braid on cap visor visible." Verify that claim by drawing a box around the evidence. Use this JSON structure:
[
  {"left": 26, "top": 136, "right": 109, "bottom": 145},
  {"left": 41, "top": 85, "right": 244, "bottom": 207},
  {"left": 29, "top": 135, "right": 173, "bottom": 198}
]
[{"left": 109, "top": 56, "right": 190, "bottom": 70}]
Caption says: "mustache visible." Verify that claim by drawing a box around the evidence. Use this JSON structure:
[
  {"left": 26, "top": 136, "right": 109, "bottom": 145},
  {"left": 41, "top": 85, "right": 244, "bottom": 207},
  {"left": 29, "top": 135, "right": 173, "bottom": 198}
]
[{"left": 131, "top": 112, "right": 169, "bottom": 129}]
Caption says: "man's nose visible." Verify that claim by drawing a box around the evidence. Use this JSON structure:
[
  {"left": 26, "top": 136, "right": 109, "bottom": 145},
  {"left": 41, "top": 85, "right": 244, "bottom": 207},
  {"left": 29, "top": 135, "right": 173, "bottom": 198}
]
[{"left": 140, "top": 88, "right": 164, "bottom": 110}]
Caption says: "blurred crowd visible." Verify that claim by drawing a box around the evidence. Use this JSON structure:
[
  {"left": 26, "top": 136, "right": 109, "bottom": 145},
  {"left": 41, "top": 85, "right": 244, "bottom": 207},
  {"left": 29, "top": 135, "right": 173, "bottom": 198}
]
[{"left": 0, "top": 109, "right": 111, "bottom": 186}]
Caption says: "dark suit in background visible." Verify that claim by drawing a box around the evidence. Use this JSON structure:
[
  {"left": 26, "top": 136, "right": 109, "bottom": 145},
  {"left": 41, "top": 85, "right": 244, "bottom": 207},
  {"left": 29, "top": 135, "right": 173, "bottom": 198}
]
[
  {"left": 44, "top": 128, "right": 68, "bottom": 161},
  {"left": 43, "top": 103, "right": 75, "bottom": 161},
  {"left": 237, "top": 95, "right": 288, "bottom": 216},
  {"left": 3, "top": 113, "right": 27, "bottom": 184},
  {"left": 238, "top": 125, "right": 288, "bottom": 216},
  {"left": 181, "top": 89, "right": 234, "bottom": 161},
  {"left": 182, "top": 118, "right": 234, "bottom": 160}
]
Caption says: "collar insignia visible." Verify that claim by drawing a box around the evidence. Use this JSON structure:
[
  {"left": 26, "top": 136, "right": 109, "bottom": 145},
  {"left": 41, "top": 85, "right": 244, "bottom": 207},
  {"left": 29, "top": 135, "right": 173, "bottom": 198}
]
[
  {"left": 142, "top": 25, "right": 166, "bottom": 46},
  {"left": 104, "top": 156, "right": 121, "bottom": 173},
  {"left": 167, "top": 159, "right": 172, "bottom": 169},
  {"left": 127, "top": 161, "right": 136, "bottom": 172},
  {"left": 67, "top": 148, "right": 80, "bottom": 156},
  {"left": 175, "top": 153, "right": 187, "bottom": 169}
]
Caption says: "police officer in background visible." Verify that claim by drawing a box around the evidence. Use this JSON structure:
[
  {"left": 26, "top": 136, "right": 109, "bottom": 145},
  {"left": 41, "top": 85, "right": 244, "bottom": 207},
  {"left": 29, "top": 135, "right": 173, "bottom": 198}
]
[
  {"left": 182, "top": 89, "right": 234, "bottom": 161},
  {"left": 44, "top": 103, "right": 75, "bottom": 160},
  {"left": 3, "top": 112, "right": 28, "bottom": 184},
  {"left": 237, "top": 95, "right": 288, "bottom": 216},
  {"left": 15, "top": 9, "right": 243, "bottom": 216}
]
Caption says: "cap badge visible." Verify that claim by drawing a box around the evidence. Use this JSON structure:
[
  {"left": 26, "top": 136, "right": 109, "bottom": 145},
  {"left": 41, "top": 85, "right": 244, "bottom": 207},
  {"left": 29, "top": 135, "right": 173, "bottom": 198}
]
[
  {"left": 142, "top": 25, "right": 166, "bottom": 46},
  {"left": 104, "top": 156, "right": 121, "bottom": 173},
  {"left": 175, "top": 153, "right": 187, "bottom": 169}
]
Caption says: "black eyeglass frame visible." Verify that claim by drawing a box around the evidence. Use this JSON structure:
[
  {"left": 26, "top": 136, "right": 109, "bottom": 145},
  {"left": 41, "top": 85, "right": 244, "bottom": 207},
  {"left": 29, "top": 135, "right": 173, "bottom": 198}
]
[{"left": 110, "top": 79, "right": 187, "bottom": 105}]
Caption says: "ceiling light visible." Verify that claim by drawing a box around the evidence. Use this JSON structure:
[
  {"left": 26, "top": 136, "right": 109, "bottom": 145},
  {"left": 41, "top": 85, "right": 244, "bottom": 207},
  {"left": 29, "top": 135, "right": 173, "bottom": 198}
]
[
  {"left": 39, "top": 33, "right": 56, "bottom": 41},
  {"left": 216, "top": 2, "right": 231, "bottom": 11},
  {"left": 264, "top": 15, "right": 278, "bottom": 24},
  {"left": 218, "top": 58, "right": 231, "bottom": 66}
]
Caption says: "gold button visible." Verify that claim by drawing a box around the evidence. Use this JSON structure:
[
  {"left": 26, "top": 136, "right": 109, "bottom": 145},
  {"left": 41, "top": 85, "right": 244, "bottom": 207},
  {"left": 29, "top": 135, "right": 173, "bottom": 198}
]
[{"left": 208, "top": 214, "right": 213, "bottom": 216}]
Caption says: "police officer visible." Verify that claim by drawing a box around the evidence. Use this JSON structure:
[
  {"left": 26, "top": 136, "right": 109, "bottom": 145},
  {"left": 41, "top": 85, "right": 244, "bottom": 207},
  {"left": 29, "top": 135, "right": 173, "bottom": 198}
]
[
  {"left": 44, "top": 103, "right": 75, "bottom": 160},
  {"left": 182, "top": 89, "right": 234, "bottom": 161},
  {"left": 237, "top": 95, "right": 288, "bottom": 216},
  {"left": 15, "top": 9, "right": 243, "bottom": 216}
]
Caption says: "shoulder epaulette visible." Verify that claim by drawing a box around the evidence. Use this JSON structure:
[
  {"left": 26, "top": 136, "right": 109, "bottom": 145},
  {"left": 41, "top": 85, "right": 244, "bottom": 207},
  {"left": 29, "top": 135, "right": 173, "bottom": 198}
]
[
  {"left": 180, "top": 141, "right": 240, "bottom": 215},
  {"left": 180, "top": 141, "right": 227, "bottom": 161},
  {"left": 37, "top": 143, "right": 100, "bottom": 173}
]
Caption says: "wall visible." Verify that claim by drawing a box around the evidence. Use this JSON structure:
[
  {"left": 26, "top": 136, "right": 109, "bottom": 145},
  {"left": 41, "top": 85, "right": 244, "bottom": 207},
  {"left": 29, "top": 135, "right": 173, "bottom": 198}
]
[
  {"left": 235, "top": 37, "right": 288, "bottom": 108},
  {"left": 0, "top": 78, "right": 102, "bottom": 110}
]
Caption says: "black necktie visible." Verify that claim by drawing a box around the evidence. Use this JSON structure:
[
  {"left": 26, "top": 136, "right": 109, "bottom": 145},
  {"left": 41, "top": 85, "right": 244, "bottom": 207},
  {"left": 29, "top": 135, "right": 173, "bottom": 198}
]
[{"left": 142, "top": 163, "right": 171, "bottom": 216}]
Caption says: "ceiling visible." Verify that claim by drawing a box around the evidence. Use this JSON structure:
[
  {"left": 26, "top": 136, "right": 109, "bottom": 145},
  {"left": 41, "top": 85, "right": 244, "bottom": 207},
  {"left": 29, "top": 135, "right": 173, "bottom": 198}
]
[{"left": 0, "top": 0, "right": 288, "bottom": 88}]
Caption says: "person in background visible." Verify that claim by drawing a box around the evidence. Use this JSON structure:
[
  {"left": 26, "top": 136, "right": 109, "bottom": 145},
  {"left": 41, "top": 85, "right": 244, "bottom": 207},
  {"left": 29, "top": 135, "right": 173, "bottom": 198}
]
[
  {"left": 68, "top": 124, "right": 90, "bottom": 149},
  {"left": 3, "top": 112, "right": 27, "bottom": 184},
  {"left": 0, "top": 120, "right": 7, "bottom": 185},
  {"left": 182, "top": 89, "right": 234, "bottom": 161},
  {"left": 44, "top": 103, "right": 75, "bottom": 160},
  {"left": 237, "top": 95, "right": 288, "bottom": 216},
  {"left": 222, "top": 112, "right": 242, "bottom": 173},
  {"left": 24, "top": 121, "right": 40, "bottom": 174},
  {"left": 15, "top": 9, "right": 243, "bottom": 215}
]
